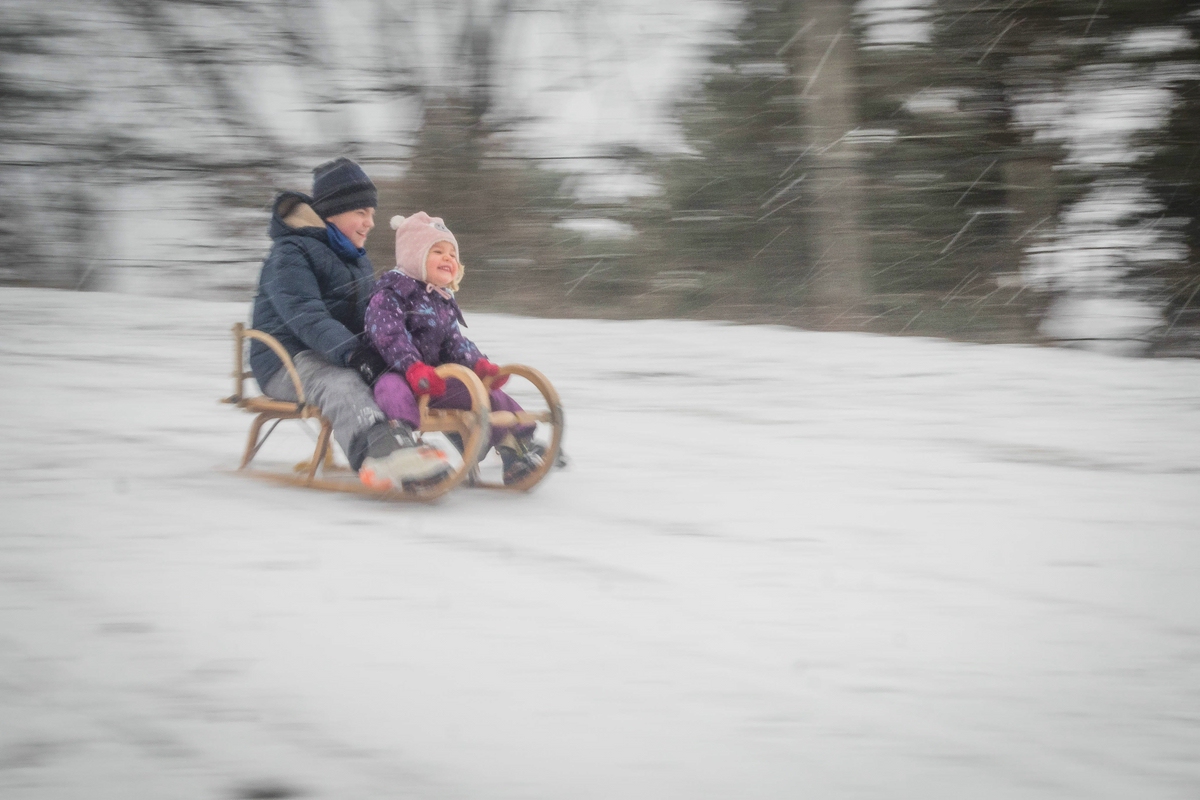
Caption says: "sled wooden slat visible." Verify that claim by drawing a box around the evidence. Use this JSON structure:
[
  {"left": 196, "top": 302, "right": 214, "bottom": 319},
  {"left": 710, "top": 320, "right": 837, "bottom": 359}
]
[
  {"left": 487, "top": 410, "right": 551, "bottom": 428},
  {"left": 239, "top": 397, "right": 323, "bottom": 416},
  {"left": 420, "top": 408, "right": 479, "bottom": 434}
]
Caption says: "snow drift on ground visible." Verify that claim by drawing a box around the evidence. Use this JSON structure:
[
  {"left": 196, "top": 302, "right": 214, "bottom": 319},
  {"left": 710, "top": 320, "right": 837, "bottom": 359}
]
[{"left": 2, "top": 287, "right": 1199, "bottom": 799}]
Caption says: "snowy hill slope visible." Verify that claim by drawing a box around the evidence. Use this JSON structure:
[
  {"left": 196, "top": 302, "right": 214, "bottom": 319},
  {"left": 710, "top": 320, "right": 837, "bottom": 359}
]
[{"left": 2, "top": 287, "right": 1199, "bottom": 799}]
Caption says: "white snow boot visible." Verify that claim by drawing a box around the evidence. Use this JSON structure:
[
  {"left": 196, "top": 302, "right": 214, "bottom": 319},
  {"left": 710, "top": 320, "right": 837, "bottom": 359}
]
[{"left": 358, "top": 422, "right": 451, "bottom": 490}]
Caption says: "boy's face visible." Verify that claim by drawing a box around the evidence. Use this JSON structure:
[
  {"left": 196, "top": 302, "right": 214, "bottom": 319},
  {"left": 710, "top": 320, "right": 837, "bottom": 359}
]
[
  {"left": 326, "top": 207, "right": 375, "bottom": 248},
  {"left": 424, "top": 241, "right": 459, "bottom": 288}
]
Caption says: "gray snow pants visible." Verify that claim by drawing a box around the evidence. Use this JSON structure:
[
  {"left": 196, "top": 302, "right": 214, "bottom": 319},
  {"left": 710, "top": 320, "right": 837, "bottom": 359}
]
[{"left": 262, "top": 350, "right": 387, "bottom": 470}]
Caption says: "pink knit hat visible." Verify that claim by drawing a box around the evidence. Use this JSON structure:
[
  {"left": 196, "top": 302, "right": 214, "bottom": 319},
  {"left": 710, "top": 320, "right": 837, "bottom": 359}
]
[{"left": 390, "top": 212, "right": 462, "bottom": 290}]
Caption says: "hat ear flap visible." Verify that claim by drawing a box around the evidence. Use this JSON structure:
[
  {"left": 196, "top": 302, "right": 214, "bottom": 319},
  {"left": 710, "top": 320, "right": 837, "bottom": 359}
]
[
  {"left": 449, "top": 261, "right": 464, "bottom": 294},
  {"left": 390, "top": 215, "right": 405, "bottom": 230}
]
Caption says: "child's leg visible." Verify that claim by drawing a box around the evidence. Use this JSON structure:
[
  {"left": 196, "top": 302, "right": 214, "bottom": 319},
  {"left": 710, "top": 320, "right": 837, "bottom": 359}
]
[
  {"left": 486, "top": 388, "right": 536, "bottom": 445},
  {"left": 487, "top": 388, "right": 547, "bottom": 485},
  {"left": 427, "top": 382, "right": 534, "bottom": 449},
  {"left": 373, "top": 372, "right": 421, "bottom": 430}
]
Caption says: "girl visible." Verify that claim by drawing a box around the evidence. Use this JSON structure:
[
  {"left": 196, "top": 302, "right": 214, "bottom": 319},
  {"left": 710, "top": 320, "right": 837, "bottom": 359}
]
[{"left": 358, "top": 212, "right": 542, "bottom": 487}]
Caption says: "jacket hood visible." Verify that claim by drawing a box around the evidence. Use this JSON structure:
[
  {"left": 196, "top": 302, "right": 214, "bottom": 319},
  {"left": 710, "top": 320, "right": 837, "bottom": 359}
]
[{"left": 268, "top": 191, "right": 328, "bottom": 241}]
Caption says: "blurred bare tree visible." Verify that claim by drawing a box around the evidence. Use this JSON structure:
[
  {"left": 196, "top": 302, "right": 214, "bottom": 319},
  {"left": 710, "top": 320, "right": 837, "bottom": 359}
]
[
  {"left": 365, "top": 0, "right": 580, "bottom": 312},
  {"left": 0, "top": 0, "right": 1197, "bottom": 353}
]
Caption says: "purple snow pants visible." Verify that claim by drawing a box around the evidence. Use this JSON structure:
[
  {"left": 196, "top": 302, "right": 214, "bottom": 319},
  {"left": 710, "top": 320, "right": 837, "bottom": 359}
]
[{"left": 374, "top": 371, "right": 534, "bottom": 449}]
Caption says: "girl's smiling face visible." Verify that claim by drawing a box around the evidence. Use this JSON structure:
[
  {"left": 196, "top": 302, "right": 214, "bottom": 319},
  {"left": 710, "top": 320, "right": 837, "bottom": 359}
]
[{"left": 424, "top": 240, "right": 459, "bottom": 288}]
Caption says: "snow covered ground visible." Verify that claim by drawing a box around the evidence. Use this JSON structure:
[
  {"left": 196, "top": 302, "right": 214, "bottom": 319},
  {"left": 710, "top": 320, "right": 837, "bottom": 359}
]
[{"left": 2, "top": 286, "right": 1199, "bottom": 799}]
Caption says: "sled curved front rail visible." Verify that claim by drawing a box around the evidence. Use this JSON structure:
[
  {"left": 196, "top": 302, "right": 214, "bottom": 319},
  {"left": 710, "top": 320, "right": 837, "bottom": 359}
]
[{"left": 473, "top": 364, "right": 565, "bottom": 492}]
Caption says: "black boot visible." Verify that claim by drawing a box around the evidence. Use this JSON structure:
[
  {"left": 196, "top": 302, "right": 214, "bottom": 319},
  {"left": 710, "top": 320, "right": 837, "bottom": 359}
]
[
  {"left": 495, "top": 433, "right": 545, "bottom": 485},
  {"left": 348, "top": 420, "right": 400, "bottom": 471}
]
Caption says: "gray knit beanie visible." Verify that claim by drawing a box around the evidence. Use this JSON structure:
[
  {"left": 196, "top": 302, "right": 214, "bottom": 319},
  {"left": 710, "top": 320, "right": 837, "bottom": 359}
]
[{"left": 311, "top": 157, "right": 378, "bottom": 219}]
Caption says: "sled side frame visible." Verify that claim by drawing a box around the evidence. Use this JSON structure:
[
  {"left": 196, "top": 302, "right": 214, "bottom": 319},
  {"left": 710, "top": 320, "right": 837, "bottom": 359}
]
[{"left": 221, "top": 324, "right": 491, "bottom": 502}]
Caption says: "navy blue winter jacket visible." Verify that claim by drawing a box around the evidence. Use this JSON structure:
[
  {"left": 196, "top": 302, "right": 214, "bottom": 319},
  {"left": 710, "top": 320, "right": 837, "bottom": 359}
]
[{"left": 249, "top": 192, "right": 375, "bottom": 389}]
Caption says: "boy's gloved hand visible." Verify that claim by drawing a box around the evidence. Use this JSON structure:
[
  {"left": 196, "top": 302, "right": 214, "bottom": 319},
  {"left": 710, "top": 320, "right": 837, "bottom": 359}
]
[
  {"left": 348, "top": 346, "right": 388, "bottom": 387},
  {"left": 405, "top": 362, "right": 447, "bottom": 397},
  {"left": 473, "top": 358, "right": 509, "bottom": 390}
]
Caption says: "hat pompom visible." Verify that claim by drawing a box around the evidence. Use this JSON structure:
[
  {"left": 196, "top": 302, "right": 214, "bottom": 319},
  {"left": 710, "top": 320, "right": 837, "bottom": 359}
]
[{"left": 390, "top": 215, "right": 405, "bottom": 230}]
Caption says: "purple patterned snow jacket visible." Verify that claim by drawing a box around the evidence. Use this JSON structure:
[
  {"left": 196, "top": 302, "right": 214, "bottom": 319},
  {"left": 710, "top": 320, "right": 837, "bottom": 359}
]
[{"left": 364, "top": 269, "right": 484, "bottom": 374}]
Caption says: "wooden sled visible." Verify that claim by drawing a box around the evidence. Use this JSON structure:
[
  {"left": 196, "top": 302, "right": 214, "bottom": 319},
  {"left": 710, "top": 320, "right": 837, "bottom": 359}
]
[{"left": 221, "top": 323, "right": 564, "bottom": 501}]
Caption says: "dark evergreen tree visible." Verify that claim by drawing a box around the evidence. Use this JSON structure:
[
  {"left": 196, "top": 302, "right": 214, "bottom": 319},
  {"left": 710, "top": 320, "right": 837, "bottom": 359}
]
[{"left": 655, "top": 0, "right": 824, "bottom": 322}]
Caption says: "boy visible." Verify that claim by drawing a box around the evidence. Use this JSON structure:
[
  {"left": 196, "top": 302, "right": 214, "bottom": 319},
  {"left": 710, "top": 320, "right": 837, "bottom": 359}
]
[{"left": 250, "top": 157, "right": 449, "bottom": 489}]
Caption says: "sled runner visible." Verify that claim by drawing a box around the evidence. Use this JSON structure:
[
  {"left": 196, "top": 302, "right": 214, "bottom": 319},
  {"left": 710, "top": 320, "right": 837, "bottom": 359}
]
[{"left": 222, "top": 323, "right": 565, "bottom": 500}]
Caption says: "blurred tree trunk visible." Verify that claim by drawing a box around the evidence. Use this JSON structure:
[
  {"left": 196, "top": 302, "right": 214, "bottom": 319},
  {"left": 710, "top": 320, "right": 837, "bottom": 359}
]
[
  {"left": 1002, "top": 155, "right": 1057, "bottom": 264},
  {"left": 373, "top": 0, "right": 572, "bottom": 311},
  {"left": 793, "top": 0, "right": 869, "bottom": 323}
]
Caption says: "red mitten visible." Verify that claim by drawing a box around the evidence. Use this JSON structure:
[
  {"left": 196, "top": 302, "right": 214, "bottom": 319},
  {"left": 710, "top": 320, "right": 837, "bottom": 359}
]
[
  {"left": 474, "top": 358, "right": 509, "bottom": 390},
  {"left": 405, "top": 362, "right": 447, "bottom": 397}
]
